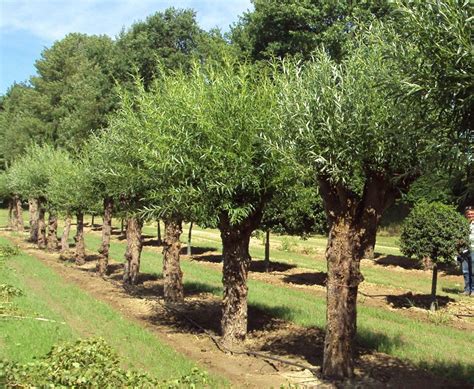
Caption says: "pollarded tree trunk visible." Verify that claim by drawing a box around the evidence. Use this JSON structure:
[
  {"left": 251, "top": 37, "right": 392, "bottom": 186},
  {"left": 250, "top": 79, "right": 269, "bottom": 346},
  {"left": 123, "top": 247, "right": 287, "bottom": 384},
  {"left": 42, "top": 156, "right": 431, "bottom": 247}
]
[
  {"left": 358, "top": 175, "right": 398, "bottom": 260},
  {"left": 46, "top": 212, "right": 58, "bottom": 251},
  {"left": 13, "top": 195, "right": 24, "bottom": 232},
  {"left": 318, "top": 179, "right": 368, "bottom": 379},
  {"left": 218, "top": 209, "right": 262, "bottom": 350},
  {"left": 28, "top": 198, "right": 39, "bottom": 243},
  {"left": 123, "top": 217, "right": 143, "bottom": 285},
  {"left": 163, "top": 218, "right": 184, "bottom": 303},
  {"left": 98, "top": 197, "right": 113, "bottom": 276},
  {"left": 74, "top": 212, "right": 86, "bottom": 265},
  {"left": 322, "top": 216, "right": 364, "bottom": 379},
  {"left": 61, "top": 214, "right": 72, "bottom": 253},
  {"left": 37, "top": 203, "right": 47, "bottom": 249},
  {"left": 7, "top": 198, "right": 14, "bottom": 230}
]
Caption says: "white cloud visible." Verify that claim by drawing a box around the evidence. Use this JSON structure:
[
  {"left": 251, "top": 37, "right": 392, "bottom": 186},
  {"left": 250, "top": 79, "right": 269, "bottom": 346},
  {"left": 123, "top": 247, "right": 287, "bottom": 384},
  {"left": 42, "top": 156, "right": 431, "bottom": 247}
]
[{"left": 0, "top": 0, "right": 252, "bottom": 41}]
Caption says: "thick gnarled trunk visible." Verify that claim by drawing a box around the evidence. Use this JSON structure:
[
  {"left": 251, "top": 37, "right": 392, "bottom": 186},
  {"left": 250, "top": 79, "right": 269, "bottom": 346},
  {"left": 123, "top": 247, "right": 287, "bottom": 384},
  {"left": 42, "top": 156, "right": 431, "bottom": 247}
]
[
  {"left": 318, "top": 174, "right": 408, "bottom": 379},
  {"left": 163, "top": 218, "right": 184, "bottom": 303},
  {"left": 12, "top": 195, "right": 24, "bottom": 232},
  {"left": 61, "top": 214, "right": 72, "bottom": 252},
  {"left": 323, "top": 217, "right": 364, "bottom": 378},
  {"left": 37, "top": 203, "right": 47, "bottom": 249},
  {"left": 47, "top": 212, "right": 58, "bottom": 251},
  {"left": 123, "top": 217, "right": 143, "bottom": 285},
  {"left": 28, "top": 198, "right": 39, "bottom": 242},
  {"left": 74, "top": 212, "right": 86, "bottom": 265},
  {"left": 218, "top": 210, "right": 262, "bottom": 350},
  {"left": 98, "top": 197, "right": 113, "bottom": 276}
]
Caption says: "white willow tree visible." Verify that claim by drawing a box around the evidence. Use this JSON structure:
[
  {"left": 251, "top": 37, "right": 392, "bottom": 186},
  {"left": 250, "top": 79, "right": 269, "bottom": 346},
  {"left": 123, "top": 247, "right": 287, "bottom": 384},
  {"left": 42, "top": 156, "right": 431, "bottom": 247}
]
[
  {"left": 279, "top": 27, "right": 463, "bottom": 378},
  {"left": 47, "top": 154, "right": 96, "bottom": 263},
  {"left": 86, "top": 118, "right": 152, "bottom": 284},
  {"left": 176, "top": 59, "right": 286, "bottom": 348},
  {"left": 7, "top": 145, "right": 67, "bottom": 249},
  {"left": 110, "top": 74, "right": 204, "bottom": 303}
]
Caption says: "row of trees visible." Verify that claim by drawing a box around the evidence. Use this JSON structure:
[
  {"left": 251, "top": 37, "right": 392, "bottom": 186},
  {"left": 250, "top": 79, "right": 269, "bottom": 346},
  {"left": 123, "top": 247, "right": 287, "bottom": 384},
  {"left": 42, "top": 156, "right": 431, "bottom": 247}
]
[{"left": 1, "top": 0, "right": 472, "bottom": 380}]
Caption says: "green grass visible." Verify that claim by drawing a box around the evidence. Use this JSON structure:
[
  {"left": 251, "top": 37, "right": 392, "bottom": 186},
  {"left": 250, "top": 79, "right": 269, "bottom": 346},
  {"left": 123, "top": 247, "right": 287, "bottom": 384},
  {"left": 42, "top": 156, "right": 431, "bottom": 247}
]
[
  {"left": 0, "top": 236, "right": 227, "bottom": 387},
  {"left": 2, "top": 209, "right": 473, "bottom": 383},
  {"left": 83, "top": 232, "right": 474, "bottom": 384}
]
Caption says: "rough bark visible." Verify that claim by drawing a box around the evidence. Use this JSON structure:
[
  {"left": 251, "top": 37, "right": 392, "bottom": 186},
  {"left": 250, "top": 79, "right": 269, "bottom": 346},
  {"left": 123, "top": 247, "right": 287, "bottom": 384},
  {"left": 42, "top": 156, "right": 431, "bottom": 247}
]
[
  {"left": 358, "top": 175, "right": 398, "bottom": 260},
  {"left": 264, "top": 229, "right": 270, "bottom": 272},
  {"left": 13, "top": 195, "right": 24, "bottom": 232},
  {"left": 28, "top": 198, "right": 39, "bottom": 242},
  {"left": 91, "top": 214, "right": 95, "bottom": 227},
  {"left": 318, "top": 179, "right": 365, "bottom": 379},
  {"left": 123, "top": 217, "right": 143, "bottom": 285},
  {"left": 323, "top": 216, "right": 364, "bottom": 378},
  {"left": 46, "top": 212, "right": 58, "bottom": 251},
  {"left": 430, "top": 263, "right": 438, "bottom": 311},
  {"left": 60, "top": 214, "right": 72, "bottom": 253},
  {"left": 98, "top": 197, "right": 113, "bottom": 276},
  {"left": 37, "top": 203, "right": 47, "bottom": 249},
  {"left": 218, "top": 209, "right": 262, "bottom": 350},
  {"left": 7, "top": 198, "right": 14, "bottom": 230},
  {"left": 163, "top": 218, "right": 184, "bottom": 303},
  {"left": 187, "top": 221, "right": 193, "bottom": 256},
  {"left": 74, "top": 212, "right": 86, "bottom": 265}
]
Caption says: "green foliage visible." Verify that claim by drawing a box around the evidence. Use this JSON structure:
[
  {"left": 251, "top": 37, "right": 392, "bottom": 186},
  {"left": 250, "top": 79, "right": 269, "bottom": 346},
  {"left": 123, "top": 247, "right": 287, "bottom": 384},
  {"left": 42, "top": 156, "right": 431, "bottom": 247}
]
[
  {"left": 32, "top": 33, "right": 116, "bottom": 152},
  {"left": 115, "top": 8, "right": 210, "bottom": 89},
  {"left": 0, "top": 83, "right": 49, "bottom": 167},
  {"left": 400, "top": 202, "right": 470, "bottom": 263},
  {"left": 280, "top": 27, "right": 425, "bottom": 195},
  {"left": 47, "top": 154, "right": 97, "bottom": 215},
  {"left": 394, "top": 0, "right": 473, "bottom": 138},
  {"left": 6, "top": 144, "right": 69, "bottom": 203},
  {"left": 0, "top": 338, "right": 209, "bottom": 388},
  {"left": 0, "top": 243, "right": 20, "bottom": 259},
  {"left": 231, "top": 0, "right": 393, "bottom": 61}
]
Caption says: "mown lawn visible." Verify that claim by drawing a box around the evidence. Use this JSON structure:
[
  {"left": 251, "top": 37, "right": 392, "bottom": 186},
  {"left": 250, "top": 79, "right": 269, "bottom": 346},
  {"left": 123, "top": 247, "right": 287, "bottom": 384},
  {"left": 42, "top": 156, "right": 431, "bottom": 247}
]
[{"left": 0, "top": 235, "right": 227, "bottom": 387}]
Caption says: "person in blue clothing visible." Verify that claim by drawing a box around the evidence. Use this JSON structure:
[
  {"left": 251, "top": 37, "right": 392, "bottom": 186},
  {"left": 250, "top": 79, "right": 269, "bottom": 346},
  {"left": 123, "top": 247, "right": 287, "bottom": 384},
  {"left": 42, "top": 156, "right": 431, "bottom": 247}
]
[{"left": 458, "top": 207, "right": 474, "bottom": 296}]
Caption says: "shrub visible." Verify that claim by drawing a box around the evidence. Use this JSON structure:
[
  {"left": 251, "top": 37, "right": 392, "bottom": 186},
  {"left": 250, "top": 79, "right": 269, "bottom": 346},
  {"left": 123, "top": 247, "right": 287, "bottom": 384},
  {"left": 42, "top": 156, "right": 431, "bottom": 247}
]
[
  {"left": 400, "top": 201, "right": 470, "bottom": 310},
  {"left": 0, "top": 338, "right": 209, "bottom": 388},
  {"left": 400, "top": 202, "right": 470, "bottom": 264}
]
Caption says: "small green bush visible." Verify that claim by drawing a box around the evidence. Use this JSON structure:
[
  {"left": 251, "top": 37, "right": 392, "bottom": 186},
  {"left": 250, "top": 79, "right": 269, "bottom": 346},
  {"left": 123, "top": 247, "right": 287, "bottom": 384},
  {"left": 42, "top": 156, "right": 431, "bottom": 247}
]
[
  {"left": 400, "top": 202, "right": 470, "bottom": 264},
  {"left": 0, "top": 338, "right": 209, "bottom": 388},
  {"left": 0, "top": 244, "right": 20, "bottom": 259}
]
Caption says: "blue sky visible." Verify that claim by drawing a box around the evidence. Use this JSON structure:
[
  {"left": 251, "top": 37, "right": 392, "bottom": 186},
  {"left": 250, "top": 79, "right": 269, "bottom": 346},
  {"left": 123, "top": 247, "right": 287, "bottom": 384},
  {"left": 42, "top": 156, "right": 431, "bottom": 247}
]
[{"left": 0, "top": 0, "right": 252, "bottom": 95}]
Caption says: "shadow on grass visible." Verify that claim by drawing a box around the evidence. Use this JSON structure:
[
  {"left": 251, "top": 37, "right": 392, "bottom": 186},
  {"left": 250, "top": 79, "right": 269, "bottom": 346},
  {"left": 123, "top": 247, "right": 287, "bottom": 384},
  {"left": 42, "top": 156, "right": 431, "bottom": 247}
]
[
  {"left": 374, "top": 254, "right": 422, "bottom": 270},
  {"left": 385, "top": 293, "right": 454, "bottom": 309},
  {"left": 283, "top": 271, "right": 327, "bottom": 286},
  {"left": 142, "top": 238, "right": 163, "bottom": 247},
  {"left": 249, "top": 260, "right": 296, "bottom": 273},
  {"left": 441, "top": 287, "right": 463, "bottom": 295},
  {"left": 180, "top": 246, "right": 218, "bottom": 256},
  {"left": 191, "top": 254, "right": 222, "bottom": 264}
]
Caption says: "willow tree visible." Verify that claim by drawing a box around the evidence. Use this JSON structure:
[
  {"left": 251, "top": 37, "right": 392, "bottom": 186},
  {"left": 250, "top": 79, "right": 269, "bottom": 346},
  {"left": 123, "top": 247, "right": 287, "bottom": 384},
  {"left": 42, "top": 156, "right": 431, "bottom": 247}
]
[
  {"left": 174, "top": 59, "right": 286, "bottom": 348},
  {"left": 7, "top": 145, "right": 66, "bottom": 249},
  {"left": 280, "top": 22, "right": 464, "bottom": 376},
  {"left": 86, "top": 120, "right": 151, "bottom": 284},
  {"left": 47, "top": 154, "right": 95, "bottom": 262},
  {"left": 109, "top": 74, "right": 205, "bottom": 303}
]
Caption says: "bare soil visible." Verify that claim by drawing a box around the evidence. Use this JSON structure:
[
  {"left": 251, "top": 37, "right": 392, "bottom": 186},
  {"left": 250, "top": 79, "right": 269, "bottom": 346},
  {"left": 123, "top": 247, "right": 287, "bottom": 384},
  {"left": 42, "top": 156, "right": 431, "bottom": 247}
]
[{"left": 3, "top": 231, "right": 472, "bottom": 388}]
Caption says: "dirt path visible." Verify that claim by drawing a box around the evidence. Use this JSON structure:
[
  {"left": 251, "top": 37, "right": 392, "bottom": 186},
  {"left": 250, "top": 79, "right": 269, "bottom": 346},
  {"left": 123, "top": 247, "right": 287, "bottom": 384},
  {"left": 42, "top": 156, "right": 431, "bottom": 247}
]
[{"left": 3, "top": 232, "right": 471, "bottom": 388}]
